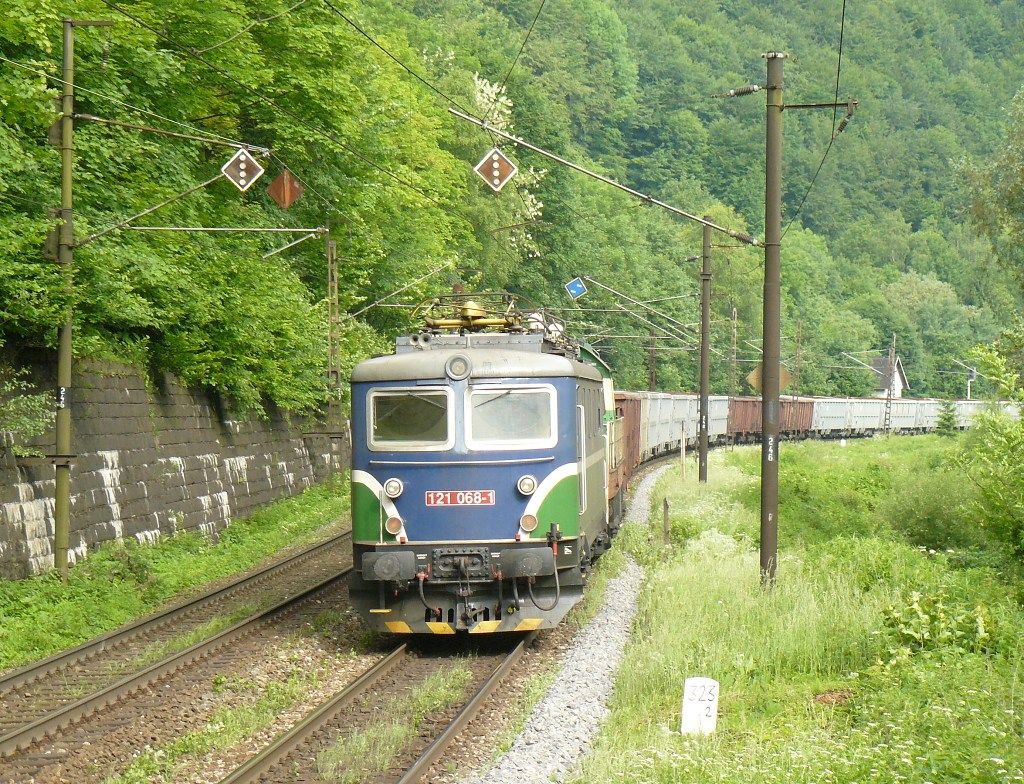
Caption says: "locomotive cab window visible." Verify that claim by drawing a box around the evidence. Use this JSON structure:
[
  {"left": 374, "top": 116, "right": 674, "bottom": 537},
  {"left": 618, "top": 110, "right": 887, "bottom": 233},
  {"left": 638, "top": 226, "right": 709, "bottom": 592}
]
[
  {"left": 368, "top": 388, "right": 453, "bottom": 450},
  {"left": 466, "top": 385, "right": 556, "bottom": 449}
]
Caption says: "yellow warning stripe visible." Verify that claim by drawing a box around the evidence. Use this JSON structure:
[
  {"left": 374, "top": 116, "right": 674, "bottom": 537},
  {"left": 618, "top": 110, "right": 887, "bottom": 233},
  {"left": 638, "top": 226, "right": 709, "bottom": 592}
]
[
  {"left": 514, "top": 618, "right": 543, "bottom": 632},
  {"left": 385, "top": 621, "right": 412, "bottom": 633},
  {"left": 369, "top": 608, "right": 391, "bottom": 614},
  {"left": 426, "top": 621, "right": 456, "bottom": 635},
  {"left": 469, "top": 620, "right": 502, "bottom": 634}
]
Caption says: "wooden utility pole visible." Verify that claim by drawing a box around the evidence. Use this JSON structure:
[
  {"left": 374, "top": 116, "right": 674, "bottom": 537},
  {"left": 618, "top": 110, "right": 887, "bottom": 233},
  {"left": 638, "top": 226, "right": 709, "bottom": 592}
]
[
  {"left": 791, "top": 320, "right": 803, "bottom": 431},
  {"left": 759, "top": 51, "right": 786, "bottom": 585},
  {"left": 698, "top": 219, "right": 712, "bottom": 483},
  {"left": 729, "top": 306, "right": 738, "bottom": 447}
]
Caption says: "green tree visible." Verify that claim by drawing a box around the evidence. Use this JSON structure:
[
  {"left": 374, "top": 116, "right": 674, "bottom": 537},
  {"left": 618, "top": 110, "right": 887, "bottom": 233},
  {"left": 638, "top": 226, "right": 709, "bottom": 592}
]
[{"left": 936, "top": 400, "right": 958, "bottom": 437}]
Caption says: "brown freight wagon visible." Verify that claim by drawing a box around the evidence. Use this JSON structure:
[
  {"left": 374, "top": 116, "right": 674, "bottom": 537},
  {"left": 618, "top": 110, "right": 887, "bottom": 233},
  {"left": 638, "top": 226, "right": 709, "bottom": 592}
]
[
  {"left": 614, "top": 392, "right": 642, "bottom": 472},
  {"left": 727, "top": 396, "right": 814, "bottom": 442}
]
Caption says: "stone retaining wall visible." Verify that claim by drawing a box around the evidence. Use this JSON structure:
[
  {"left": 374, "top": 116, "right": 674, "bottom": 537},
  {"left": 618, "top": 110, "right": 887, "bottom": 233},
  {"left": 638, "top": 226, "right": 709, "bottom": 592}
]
[{"left": 0, "top": 359, "right": 347, "bottom": 578}]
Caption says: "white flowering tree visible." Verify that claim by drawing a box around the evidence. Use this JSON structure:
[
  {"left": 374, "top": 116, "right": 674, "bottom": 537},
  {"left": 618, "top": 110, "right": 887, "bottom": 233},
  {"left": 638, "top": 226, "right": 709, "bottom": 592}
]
[{"left": 473, "top": 74, "right": 546, "bottom": 259}]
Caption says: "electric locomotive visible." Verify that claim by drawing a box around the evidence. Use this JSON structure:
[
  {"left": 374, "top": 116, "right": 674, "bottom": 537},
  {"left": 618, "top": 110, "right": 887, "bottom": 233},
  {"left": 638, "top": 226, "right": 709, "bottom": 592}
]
[{"left": 349, "top": 295, "right": 612, "bottom": 634}]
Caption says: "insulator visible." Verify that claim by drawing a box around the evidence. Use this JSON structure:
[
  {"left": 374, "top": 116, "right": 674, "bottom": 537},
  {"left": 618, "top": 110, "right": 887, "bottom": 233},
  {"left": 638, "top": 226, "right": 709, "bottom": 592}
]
[
  {"left": 725, "top": 84, "right": 762, "bottom": 97},
  {"left": 834, "top": 115, "right": 852, "bottom": 136}
]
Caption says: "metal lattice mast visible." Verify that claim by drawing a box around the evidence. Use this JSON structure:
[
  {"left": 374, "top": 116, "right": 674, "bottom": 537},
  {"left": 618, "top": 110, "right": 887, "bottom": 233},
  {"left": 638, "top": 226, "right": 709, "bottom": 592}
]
[
  {"left": 884, "top": 333, "right": 896, "bottom": 435},
  {"left": 326, "top": 238, "right": 343, "bottom": 430},
  {"left": 729, "top": 306, "right": 738, "bottom": 446},
  {"left": 647, "top": 328, "right": 657, "bottom": 391}
]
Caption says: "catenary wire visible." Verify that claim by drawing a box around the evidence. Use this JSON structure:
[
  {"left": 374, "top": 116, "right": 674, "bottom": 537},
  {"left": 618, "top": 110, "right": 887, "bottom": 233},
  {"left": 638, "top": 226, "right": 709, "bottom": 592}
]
[
  {"left": 314, "top": 0, "right": 542, "bottom": 260},
  {"left": 319, "top": 0, "right": 475, "bottom": 117},
  {"left": 494, "top": 0, "right": 547, "bottom": 107},
  {"left": 94, "top": 0, "right": 462, "bottom": 214},
  {"left": 194, "top": 0, "right": 310, "bottom": 53},
  {"left": 781, "top": 0, "right": 848, "bottom": 240},
  {"left": 0, "top": 54, "right": 252, "bottom": 149}
]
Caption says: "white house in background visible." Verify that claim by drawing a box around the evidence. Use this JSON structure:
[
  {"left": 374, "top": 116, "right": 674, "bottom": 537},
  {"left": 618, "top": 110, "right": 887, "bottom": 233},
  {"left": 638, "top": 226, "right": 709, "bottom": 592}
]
[{"left": 871, "top": 356, "right": 909, "bottom": 399}]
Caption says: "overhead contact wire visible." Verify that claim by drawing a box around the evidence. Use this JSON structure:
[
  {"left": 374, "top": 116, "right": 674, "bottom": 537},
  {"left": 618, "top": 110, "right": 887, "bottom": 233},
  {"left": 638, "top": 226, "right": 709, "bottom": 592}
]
[{"left": 781, "top": 0, "right": 848, "bottom": 239}]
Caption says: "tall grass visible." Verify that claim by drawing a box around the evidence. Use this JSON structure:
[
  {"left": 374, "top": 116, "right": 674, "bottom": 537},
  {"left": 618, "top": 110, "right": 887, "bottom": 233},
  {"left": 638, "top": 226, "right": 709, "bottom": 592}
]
[{"left": 575, "top": 440, "right": 1024, "bottom": 784}]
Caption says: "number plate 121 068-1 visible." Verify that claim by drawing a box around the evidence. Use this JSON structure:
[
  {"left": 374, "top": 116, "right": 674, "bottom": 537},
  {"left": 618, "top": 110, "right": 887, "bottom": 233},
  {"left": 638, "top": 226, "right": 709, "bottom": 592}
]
[{"left": 425, "top": 490, "right": 495, "bottom": 506}]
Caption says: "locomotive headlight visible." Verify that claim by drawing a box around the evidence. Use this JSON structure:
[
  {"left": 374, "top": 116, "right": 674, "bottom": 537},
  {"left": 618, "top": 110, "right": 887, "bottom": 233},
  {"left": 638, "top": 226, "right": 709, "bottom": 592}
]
[
  {"left": 445, "top": 354, "right": 472, "bottom": 381},
  {"left": 519, "top": 514, "right": 538, "bottom": 532},
  {"left": 384, "top": 516, "right": 403, "bottom": 535},
  {"left": 516, "top": 474, "right": 537, "bottom": 495},
  {"left": 383, "top": 477, "right": 404, "bottom": 498}
]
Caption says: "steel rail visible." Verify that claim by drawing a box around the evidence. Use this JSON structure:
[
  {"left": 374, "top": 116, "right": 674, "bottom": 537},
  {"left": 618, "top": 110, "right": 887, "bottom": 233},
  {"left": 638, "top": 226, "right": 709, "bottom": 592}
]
[
  {"left": 0, "top": 530, "right": 351, "bottom": 697},
  {"left": 395, "top": 632, "right": 538, "bottom": 784},
  {"left": 0, "top": 565, "right": 353, "bottom": 757},
  {"left": 217, "top": 645, "right": 408, "bottom": 783}
]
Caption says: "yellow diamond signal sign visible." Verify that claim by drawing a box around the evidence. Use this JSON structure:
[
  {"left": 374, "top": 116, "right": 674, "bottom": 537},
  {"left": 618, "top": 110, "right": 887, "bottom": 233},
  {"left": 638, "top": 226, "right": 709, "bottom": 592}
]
[
  {"left": 474, "top": 147, "right": 518, "bottom": 192},
  {"left": 222, "top": 148, "right": 265, "bottom": 192},
  {"left": 745, "top": 363, "right": 793, "bottom": 394}
]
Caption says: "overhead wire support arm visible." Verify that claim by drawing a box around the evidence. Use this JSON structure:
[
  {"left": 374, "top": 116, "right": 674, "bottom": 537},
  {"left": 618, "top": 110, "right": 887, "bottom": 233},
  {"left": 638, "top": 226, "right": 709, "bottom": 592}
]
[
  {"left": 125, "top": 226, "right": 328, "bottom": 233},
  {"left": 78, "top": 173, "right": 226, "bottom": 247},
  {"left": 349, "top": 260, "right": 457, "bottom": 318},
  {"left": 613, "top": 305, "right": 693, "bottom": 344},
  {"left": 447, "top": 108, "right": 760, "bottom": 247},
  {"left": 262, "top": 230, "right": 326, "bottom": 259},
  {"left": 841, "top": 352, "right": 883, "bottom": 375},
  {"left": 712, "top": 84, "right": 763, "bottom": 98}
]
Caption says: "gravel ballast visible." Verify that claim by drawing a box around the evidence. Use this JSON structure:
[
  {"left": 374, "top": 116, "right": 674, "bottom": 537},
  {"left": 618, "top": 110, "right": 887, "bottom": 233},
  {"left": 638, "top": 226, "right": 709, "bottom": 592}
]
[{"left": 463, "top": 465, "right": 669, "bottom": 784}]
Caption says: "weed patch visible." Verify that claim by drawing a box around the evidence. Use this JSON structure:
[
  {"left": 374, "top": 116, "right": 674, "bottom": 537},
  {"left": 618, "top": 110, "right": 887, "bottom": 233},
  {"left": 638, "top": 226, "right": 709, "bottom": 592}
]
[
  {"left": 316, "top": 665, "right": 473, "bottom": 783},
  {"left": 105, "top": 665, "right": 316, "bottom": 784}
]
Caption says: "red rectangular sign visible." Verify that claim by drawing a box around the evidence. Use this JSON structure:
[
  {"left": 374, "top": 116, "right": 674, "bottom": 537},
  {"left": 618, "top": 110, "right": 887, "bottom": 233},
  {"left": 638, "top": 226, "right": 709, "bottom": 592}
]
[{"left": 425, "top": 490, "right": 496, "bottom": 507}]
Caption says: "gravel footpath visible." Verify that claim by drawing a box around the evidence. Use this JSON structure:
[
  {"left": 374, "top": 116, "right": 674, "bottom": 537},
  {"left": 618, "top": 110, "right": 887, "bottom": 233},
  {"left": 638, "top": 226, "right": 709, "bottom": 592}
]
[{"left": 462, "top": 464, "right": 668, "bottom": 784}]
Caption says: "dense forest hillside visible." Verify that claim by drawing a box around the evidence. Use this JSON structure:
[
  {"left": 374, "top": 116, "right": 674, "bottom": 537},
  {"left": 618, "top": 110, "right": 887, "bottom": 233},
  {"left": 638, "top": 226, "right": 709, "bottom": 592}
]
[{"left": 1, "top": 0, "right": 1022, "bottom": 411}]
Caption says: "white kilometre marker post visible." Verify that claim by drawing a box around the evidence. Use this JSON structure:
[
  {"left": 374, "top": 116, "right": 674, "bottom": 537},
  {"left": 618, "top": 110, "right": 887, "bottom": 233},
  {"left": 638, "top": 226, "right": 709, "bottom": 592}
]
[{"left": 681, "top": 677, "right": 719, "bottom": 735}]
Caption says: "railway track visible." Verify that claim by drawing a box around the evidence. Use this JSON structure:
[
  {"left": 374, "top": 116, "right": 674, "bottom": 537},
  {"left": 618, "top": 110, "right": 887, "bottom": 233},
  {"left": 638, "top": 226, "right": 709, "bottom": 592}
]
[
  {"left": 217, "top": 633, "right": 536, "bottom": 784},
  {"left": 0, "top": 530, "right": 352, "bottom": 763}
]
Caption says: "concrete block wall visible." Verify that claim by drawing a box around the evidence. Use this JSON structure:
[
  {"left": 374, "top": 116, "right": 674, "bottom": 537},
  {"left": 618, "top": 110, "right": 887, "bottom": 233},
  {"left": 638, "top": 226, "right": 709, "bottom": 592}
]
[{"left": 0, "top": 359, "right": 348, "bottom": 578}]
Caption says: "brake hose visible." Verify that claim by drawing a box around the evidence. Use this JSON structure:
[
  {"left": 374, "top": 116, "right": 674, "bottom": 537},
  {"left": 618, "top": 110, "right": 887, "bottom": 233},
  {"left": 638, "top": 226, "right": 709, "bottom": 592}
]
[
  {"left": 416, "top": 573, "right": 433, "bottom": 610},
  {"left": 528, "top": 566, "right": 560, "bottom": 612}
]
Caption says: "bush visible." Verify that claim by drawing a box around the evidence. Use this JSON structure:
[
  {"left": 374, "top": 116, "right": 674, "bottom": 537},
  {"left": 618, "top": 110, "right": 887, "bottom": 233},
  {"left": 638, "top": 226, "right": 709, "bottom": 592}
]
[
  {"left": 0, "top": 352, "right": 53, "bottom": 456},
  {"left": 879, "top": 467, "right": 985, "bottom": 550},
  {"left": 959, "top": 410, "right": 1024, "bottom": 554}
]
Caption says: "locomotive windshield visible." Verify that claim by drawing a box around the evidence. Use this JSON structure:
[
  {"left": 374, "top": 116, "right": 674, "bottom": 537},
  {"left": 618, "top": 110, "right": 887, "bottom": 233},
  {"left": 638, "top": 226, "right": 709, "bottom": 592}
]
[
  {"left": 466, "top": 386, "right": 555, "bottom": 448},
  {"left": 369, "top": 389, "right": 450, "bottom": 448}
]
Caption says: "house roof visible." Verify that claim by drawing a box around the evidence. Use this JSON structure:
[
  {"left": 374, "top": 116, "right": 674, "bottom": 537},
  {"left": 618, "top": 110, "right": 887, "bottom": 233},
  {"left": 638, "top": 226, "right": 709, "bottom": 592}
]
[{"left": 870, "top": 355, "right": 909, "bottom": 391}]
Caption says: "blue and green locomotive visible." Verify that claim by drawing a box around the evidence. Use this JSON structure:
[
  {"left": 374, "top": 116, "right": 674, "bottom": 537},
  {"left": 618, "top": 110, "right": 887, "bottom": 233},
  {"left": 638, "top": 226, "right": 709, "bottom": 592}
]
[{"left": 348, "top": 297, "right": 613, "bottom": 634}]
